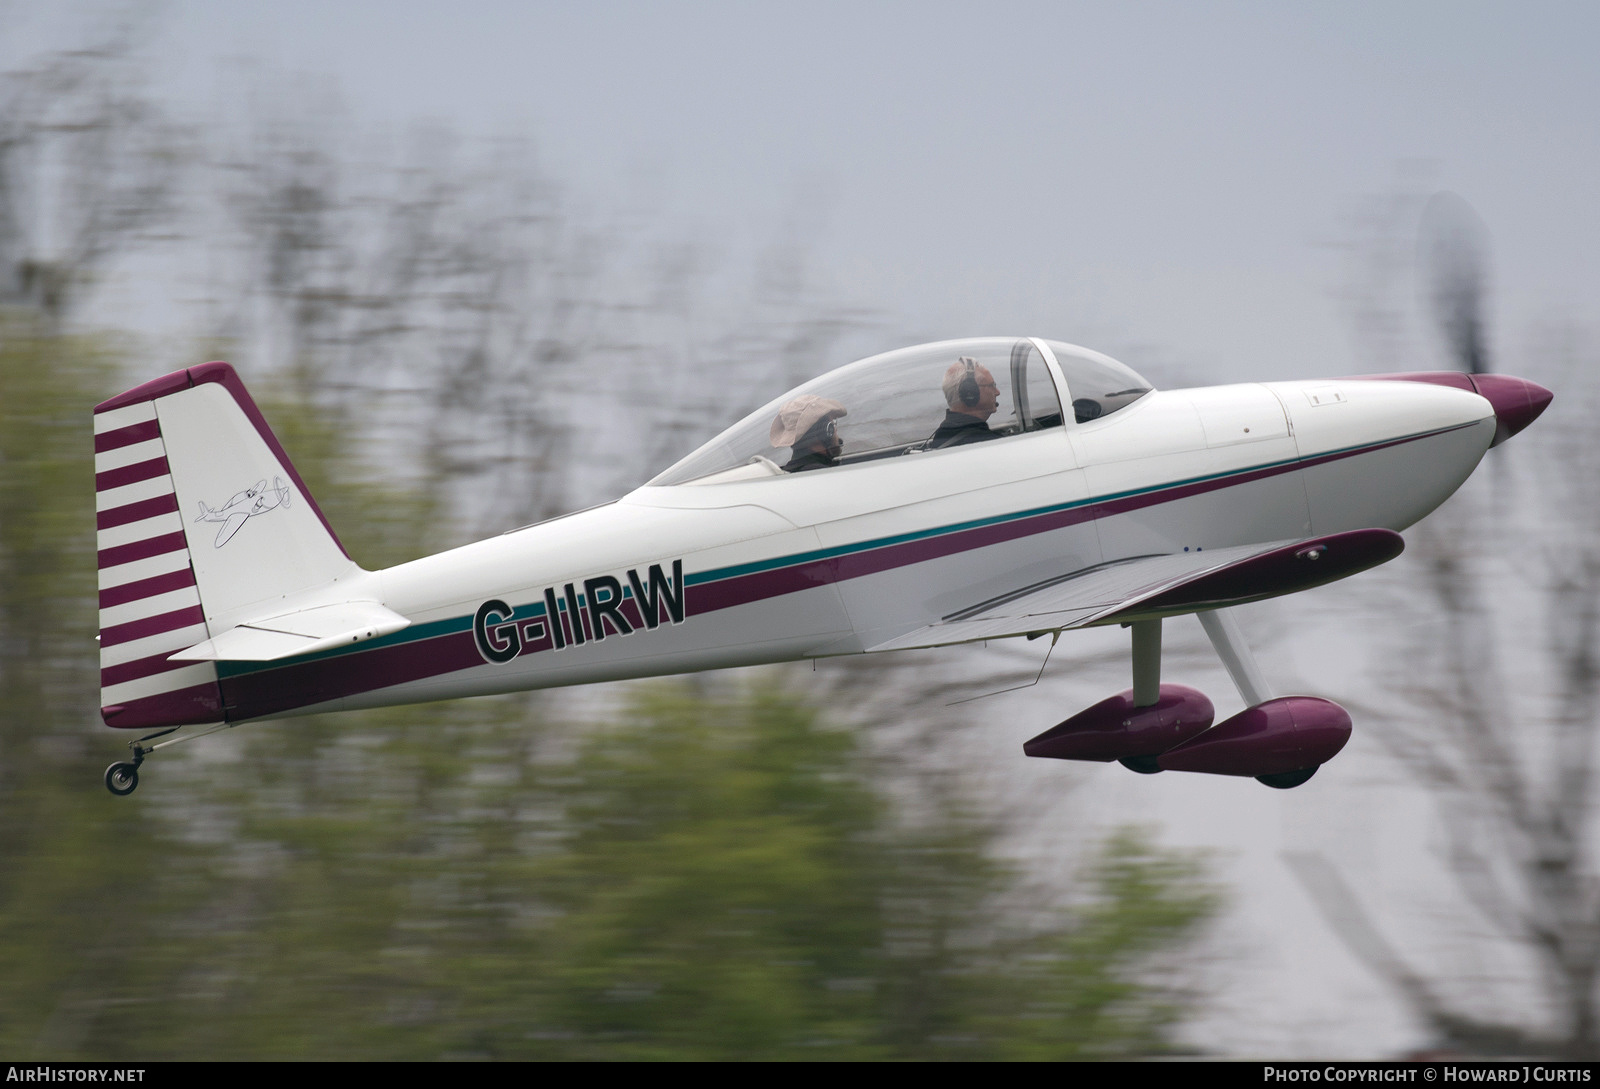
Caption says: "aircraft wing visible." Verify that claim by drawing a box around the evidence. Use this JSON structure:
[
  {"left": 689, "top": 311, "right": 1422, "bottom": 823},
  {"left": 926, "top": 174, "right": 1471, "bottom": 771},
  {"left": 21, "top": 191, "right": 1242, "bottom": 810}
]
[
  {"left": 865, "top": 527, "right": 1403, "bottom": 653},
  {"left": 170, "top": 601, "right": 411, "bottom": 662}
]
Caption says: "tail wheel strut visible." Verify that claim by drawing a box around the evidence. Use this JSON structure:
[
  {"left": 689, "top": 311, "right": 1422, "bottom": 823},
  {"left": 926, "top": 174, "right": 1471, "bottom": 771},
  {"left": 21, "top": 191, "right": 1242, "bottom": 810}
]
[{"left": 101, "top": 725, "right": 201, "bottom": 797}]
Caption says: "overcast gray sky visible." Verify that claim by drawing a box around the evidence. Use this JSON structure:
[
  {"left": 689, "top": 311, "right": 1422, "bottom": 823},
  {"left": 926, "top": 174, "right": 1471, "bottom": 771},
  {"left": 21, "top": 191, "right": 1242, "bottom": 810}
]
[{"left": 14, "top": 0, "right": 1597, "bottom": 383}]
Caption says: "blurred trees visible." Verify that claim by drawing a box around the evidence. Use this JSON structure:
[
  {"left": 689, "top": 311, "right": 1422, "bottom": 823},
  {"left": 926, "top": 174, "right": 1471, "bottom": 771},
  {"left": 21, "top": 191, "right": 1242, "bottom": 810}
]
[
  {"left": 0, "top": 28, "right": 1219, "bottom": 1060},
  {"left": 0, "top": 321, "right": 173, "bottom": 1057},
  {"left": 0, "top": 24, "right": 190, "bottom": 1053},
  {"left": 0, "top": 322, "right": 1218, "bottom": 1059},
  {"left": 0, "top": 25, "right": 180, "bottom": 330},
  {"left": 1358, "top": 347, "right": 1600, "bottom": 1059},
  {"left": 208, "top": 106, "right": 876, "bottom": 543},
  {"left": 0, "top": 334, "right": 1218, "bottom": 1056},
  {"left": 1295, "top": 190, "right": 1600, "bottom": 1058},
  {"left": 512, "top": 686, "right": 1214, "bottom": 1059}
]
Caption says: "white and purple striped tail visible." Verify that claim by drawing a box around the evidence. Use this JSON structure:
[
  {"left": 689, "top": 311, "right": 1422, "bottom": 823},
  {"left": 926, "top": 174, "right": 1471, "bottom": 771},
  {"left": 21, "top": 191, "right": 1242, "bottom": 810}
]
[
  {"left": 94, "top": 362, "right": 356, "bottom": 730},
  {"left": 95, "top": 395, "right": 222, "bottom": 729}
]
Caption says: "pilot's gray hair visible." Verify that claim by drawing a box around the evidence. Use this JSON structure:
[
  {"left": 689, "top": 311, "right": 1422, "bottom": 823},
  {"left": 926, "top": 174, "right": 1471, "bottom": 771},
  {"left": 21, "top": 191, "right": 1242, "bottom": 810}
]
[{"left": 942, "top": 357, "right": 984, "bottom": 407}]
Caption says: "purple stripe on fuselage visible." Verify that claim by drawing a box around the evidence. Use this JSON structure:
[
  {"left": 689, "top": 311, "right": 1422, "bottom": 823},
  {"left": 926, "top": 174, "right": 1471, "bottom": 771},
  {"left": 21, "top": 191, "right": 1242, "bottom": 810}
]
[
  {"left": 97, "top": 492, "right": 180, "bottom": 531},
  {"left": 219, "top": 627, "right": 485, "bottom": 721},
  {"left": 620, "top": 596, "right": 646, "bottom": 632},
  {"left": 687, "top": 558, "right": 837, "bottom": 615},
  {"left": 95, "top": 457, "right": 170, "bottom": 492},
  {"left": 101, "top": 681, "right": 223, "bottom": 729},
  {"left": 223, "top": 595, "right": 659, "bottom": 722},
  {"left": 1294, "top": 422, "right": 1478, "bottom": 471},
  {"left": 833, "top": 503, "right": 1098, "bottom": 584},
  {"left": 100, "top": 605, "right": 207, "bottom": 648},
  {"left": 218, "top": 497, "right": 1135, "bottom": 721},
  {"left": 100, "top": 567, "right": 197, "bottom": 610},
  {"left": 1093, "top": 460, "right": 1292, "bottom": 519},
  {"left": 1092, "top": 423, "right": 1478, "bottom": 520},
  {"left": 686, "top": 504, "right": 1098, "bottom": 616},
  {"left": 94, "top": 419, "right": 162, "bottom": 453},
  {"left": 209, "top": 422, "right": 1474, "bottom": 724},
  {"left": 97, "top": 531, "right": 189, "bottom": 570}
]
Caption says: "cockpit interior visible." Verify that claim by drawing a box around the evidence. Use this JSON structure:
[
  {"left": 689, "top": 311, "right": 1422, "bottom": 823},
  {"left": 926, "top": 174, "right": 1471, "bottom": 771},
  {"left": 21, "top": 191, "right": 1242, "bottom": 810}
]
[{"left": 650, "top": 337, "right": 1152, "bottom": 487}]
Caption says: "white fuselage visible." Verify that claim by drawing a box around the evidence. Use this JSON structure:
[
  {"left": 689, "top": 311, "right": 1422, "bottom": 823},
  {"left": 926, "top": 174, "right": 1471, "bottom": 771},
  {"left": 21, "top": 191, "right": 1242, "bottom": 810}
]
[{"left": 207, "top": 377, "right": 1493, "bottom": 722}]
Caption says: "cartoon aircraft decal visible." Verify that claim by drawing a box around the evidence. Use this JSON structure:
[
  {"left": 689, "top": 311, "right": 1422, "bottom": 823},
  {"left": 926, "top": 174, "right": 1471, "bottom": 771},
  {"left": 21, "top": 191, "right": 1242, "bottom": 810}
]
[{"left": 194, "top": 477, "right": 292, "bottom": 547}]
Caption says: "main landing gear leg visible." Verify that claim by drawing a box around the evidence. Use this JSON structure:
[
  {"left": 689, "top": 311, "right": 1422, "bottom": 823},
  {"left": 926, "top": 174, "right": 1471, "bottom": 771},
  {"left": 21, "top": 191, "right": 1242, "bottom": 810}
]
[
  {"left": 1117, "top": 619, "right": 1167, "bottom": 775},
  {"left": 1197, "top": 608, "right": 1273, "bottom": 707},
  {"left": 1193, "top": 608, "right": 1335, "bottom": 789},
  {"left": 1131, "top": 618, "right": 1162, "bottom": 707}
]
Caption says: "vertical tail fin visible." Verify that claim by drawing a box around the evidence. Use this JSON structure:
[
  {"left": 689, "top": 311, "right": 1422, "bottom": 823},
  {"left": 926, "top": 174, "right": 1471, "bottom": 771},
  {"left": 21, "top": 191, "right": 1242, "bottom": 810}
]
[{"left": 94, "top": 362, "right": 357, "bottom": 729}]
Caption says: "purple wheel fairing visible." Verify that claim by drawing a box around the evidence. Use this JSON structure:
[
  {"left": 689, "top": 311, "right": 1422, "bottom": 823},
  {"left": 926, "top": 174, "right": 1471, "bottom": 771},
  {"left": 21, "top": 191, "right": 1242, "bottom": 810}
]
[
  {"left": 1023, "top": 684, "right": 1214, "bottom": 762},
  {"left": 1156, "top": 696, "right": 1351, "bottom": 777}
]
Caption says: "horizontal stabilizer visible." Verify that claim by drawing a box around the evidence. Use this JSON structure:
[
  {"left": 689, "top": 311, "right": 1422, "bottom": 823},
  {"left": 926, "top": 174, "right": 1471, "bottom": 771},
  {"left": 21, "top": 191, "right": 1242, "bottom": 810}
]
[
  {"left": 867, "top": 528, "right": 1403, "bottom": 652},
  {"left": 170, "top": 601, "right": 410, "bottom": 662}
]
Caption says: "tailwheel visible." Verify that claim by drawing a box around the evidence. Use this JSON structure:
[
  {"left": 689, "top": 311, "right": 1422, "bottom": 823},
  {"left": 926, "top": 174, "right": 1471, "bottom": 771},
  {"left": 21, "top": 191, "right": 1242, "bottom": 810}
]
[
  {"left": 104, "top": 761, "right": 140, "bottom": 796},
  {"left": 1256, "top": 766, "right": 1318, "bottom": 790},
  {"left": 102, "top": 727, "right": 175, "bottom": 797}
]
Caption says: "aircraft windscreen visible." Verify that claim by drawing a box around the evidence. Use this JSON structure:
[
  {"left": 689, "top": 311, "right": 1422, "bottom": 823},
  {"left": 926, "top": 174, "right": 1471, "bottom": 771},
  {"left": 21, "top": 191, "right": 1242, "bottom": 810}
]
[
  {"left": 1045, "top": 341, "right": 1152, "bottom": 423},
  {"left": 648, "top": 337, "right": 1141, "bottom": 487}
]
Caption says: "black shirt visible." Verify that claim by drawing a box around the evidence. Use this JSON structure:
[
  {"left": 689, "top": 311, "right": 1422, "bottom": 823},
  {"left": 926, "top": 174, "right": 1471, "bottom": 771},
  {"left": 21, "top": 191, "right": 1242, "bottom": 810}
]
[
  {"left": 783, "top": 449, "right": 839, "bottom": 473},
  {"left": 926, "top": 411, "right": 999, "bottom": 449}
]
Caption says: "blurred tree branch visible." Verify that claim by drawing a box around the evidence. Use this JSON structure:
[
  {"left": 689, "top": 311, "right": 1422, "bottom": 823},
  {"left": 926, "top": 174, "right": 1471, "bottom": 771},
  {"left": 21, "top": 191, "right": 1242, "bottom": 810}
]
[
  {"left": 1367, "top": 338, "right": 1600, "bottom": 1058},
  {"left": 1301, "top": 184, "right": 1600, "bottom": 1057},
  {"left": 0, "top": 18, "right": 182, "bottom": 331}
]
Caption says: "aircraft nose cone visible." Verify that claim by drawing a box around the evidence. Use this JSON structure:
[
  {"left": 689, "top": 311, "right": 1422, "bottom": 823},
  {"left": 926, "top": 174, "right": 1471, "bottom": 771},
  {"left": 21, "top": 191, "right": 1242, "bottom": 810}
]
[{"left": 1470, "top": 373, "right": 1554, "bottom": 447}]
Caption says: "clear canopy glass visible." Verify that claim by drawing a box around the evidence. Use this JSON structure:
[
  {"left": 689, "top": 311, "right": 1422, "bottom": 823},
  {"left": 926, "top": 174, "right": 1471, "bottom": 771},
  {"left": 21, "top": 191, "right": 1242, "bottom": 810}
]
[
  {"left": 648, "top": 337, "right": 1151, "bottom": 487},
  {"left": 1046, "top": 340, "right": 1154, "bottom": 423}
]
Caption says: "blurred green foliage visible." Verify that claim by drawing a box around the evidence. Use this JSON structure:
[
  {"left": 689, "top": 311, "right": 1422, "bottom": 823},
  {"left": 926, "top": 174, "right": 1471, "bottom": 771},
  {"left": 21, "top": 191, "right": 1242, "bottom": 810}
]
[
  {"left": 511, "top": 687, "right": 1217, "bottom": 1059},
  {"left": 252, "top": 383, "right": 442, "bottom": 571},
  {"left": 0, "top": 321, "right": 1216, "bottom": 1059}
]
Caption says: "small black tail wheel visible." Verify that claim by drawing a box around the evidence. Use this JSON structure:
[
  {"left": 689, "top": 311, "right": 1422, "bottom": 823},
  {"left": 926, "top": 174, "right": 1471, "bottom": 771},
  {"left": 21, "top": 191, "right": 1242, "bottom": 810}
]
[
  {"left": 1118, "top": 755, "right": 1163, "bottom": 775},
  {"left": 1257, "top": 765, "right": 1318, "bottom": 790},
  {"left": 105, "top": 761, "right": 140, "bottom": 796}
]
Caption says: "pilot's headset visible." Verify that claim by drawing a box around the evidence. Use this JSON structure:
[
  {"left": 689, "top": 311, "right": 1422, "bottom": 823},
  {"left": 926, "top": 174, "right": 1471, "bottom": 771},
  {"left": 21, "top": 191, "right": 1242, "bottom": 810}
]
[{"left": 957, "top": 357, "right": 982, "bottom": 408}]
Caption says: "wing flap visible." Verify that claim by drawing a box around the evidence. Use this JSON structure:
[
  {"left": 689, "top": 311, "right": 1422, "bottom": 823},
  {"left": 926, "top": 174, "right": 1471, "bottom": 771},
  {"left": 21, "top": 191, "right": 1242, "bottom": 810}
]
[
  {"left": 866, "top": 528, "right": 1403, "bottom": 653},
  {"left": 169, "top": 600, "right": 411, "bottom": 662}
]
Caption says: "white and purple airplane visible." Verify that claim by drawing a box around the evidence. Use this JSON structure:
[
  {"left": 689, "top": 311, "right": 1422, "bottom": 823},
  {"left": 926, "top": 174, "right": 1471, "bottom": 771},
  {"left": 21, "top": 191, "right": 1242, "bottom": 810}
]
[{"left": 93, "top": 337, "right": 1550, "bottom": 795}]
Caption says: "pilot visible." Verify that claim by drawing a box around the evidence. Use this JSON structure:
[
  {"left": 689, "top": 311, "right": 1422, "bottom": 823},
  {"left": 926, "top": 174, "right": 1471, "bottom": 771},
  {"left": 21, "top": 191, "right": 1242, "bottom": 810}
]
[
  {"left": 926, "top": 357, "right": 1002, "bottom": 448},
  {"left": 770, "top": 395, "right": 847, "bottom": 472}
]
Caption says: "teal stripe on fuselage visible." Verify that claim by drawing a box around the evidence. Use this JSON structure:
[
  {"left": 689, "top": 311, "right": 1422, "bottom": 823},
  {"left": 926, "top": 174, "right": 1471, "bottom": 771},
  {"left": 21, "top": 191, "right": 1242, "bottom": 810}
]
[
  {"left": 213, "top": 423, "right": 1458, "bottom": 680},
  {"left": 684, "top": 450, "right": 1306, "bottom": 585}
]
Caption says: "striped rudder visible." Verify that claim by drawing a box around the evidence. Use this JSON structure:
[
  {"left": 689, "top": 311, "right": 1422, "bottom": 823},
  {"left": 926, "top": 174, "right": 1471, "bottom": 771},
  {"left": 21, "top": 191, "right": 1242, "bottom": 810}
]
[
  {"left": 94, "top": 362, "right": 357, "bottom": 729},
  {"left": 95, "top": 397, "right": 220, "bottom": 728}
]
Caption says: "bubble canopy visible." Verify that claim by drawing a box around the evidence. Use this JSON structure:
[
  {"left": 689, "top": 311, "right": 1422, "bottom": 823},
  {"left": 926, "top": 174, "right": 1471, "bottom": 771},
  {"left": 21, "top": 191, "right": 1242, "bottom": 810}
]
[{"left": 648, "top": 337, "right": 1152, "bottom": 487}]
